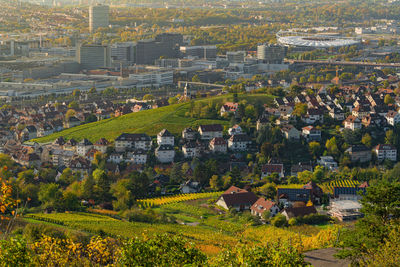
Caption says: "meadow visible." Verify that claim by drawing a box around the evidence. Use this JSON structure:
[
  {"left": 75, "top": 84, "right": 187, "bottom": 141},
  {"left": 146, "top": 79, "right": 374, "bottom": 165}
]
[{"left": 33, "top": 93, "right": 274, "bottom": 143}]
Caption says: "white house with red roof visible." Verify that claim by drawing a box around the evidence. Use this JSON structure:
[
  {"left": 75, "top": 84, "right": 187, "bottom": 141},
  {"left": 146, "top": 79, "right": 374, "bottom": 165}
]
[
  {"left": 250, "top": 198, "right": 280, "bottom": 217},
  {"left": 209, "top": 137, "right": 227, "bottom": 153}
]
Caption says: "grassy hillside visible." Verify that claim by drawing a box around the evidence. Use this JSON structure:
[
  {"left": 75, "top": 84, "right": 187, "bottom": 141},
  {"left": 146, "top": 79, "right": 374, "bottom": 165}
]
[{"left": 33, "top": 93, "right": 274, "bottom": 143}]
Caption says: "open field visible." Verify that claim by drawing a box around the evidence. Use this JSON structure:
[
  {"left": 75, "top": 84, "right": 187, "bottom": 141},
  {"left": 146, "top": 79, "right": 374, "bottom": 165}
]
[{"left": 32, "top": 93, "right": 275, "bottom": 143}]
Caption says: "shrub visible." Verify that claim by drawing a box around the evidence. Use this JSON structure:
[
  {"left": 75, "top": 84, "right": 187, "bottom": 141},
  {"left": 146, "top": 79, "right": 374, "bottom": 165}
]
[
  {"left": 0, "top": 236, "right": 32, "bottom": 266},
  {"left": 117, "top": 234, "right": 207, "bottom": 266},
  {"left": 271, "top": 214, "right": 288, "bottom": 228}
]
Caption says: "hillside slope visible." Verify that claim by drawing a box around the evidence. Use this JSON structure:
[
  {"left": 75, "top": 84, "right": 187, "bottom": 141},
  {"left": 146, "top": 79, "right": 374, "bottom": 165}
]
[
  {"left": 33, "top": 94, "right": 274, "bottom": 143},
  {"left": 32, "top": 94, "right": 273, "bottom": 143}
]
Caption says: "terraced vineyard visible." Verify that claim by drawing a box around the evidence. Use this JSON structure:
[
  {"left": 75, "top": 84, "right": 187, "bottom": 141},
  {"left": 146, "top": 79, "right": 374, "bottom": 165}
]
[
  {"left": 320, "top": 179, "right": 360, "bottom": 194},
  {"left": 136, "top": 192, "right": 223, "bottom": 207}
]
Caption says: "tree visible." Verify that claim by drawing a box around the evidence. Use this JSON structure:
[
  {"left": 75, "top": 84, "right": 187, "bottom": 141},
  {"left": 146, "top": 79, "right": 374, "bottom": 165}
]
[
  {"left": 245, "top": 105, "right": 256, "bottom": 119},
  {"left": 72, "top": 89, "right": 81, "bottom": 98},
  {"left": 209, "top": 175, "right": 222, "bottom": 191},
  {"left": 337, "top": 181, "right": 400, "bottom": 264},
  {"left": 82, "top": 175, "right": 95, "bottom": 200},
  {"left": 271, "top": 214, "right": 287, "bottom": 227},
  {"left": 142, "top": 94, "right": 154, "bottom": 101},
  {"left": 68, "top": 101, "right": 79, "bottom": 109},
  {"left": 93, "top": 169, "right": 110, "bottom": 203},
  {"left": 384, "top": 94, "right": 394, "bottom": 105},
  {"left": 292, "top": 103, "right": 307, "bottom": 117},
  {"left": 361, "top": 133, "right": 372, "bottom": 148},
  {"left": 85, "top": 114, "right": 97, "bottom": 123},
  {"left": 326, "top": 137, "right": 340, "bottom": 157},
  {"left": 259, "top": 183, "right": 276, "bottom": 199},
  {"left": 308, "top": 141, "right": 321, "bottom": 159},
  {"left": 191, "top": 75, "right": 201, "bottom": 83},
  {"left": 111, "top": 179, "right": 134, "bottom": 211},
  {"left": 38, "top": 183, "right": 62, "bottom": 210},
  {"left": 65, "top": 109, "right": 76, "bottom": 120}
]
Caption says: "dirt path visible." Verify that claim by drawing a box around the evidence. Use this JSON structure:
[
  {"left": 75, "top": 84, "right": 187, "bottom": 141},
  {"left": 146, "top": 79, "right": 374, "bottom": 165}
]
[{"left": 304, "top": 248, "right": 350, "bottom": 267}]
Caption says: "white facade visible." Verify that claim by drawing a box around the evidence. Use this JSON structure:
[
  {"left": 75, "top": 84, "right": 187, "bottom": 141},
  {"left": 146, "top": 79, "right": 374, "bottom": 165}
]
[
  {"left": 375, "top": 145, "right": 397, "bottom": 162},
  {"left": 129, "top": 71, "right": 173, "bottom": 87},
  {"left": 155, "top": 145, "right": 175, "bottom": 163}
]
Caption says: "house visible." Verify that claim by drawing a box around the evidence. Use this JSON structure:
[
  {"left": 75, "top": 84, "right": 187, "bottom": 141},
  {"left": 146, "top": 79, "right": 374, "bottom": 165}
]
[
  {"left": 52, "top": 137, "right": 66, "bottom": 149},
  {"left": 51, "top": 149, "right": 74, "bottom": 167},
  {"left": 374, "top": 144, "right": 397, "bottom": 162},
  {"left": 318, "top": 156, "right": 338, "bottom": 170},
  {"left": 209, "top": 137, "right": 227, "bottom": 153},
  {"left": 302, "top": 126, "right": 321, "bottom": 141},
  {"left": 261, "top": 163, "right": 284, "bottom": 178},
  {"left": 345, "top": 145, "right": 372, "bottom": 163},
  {"left": 290, "top": 163, "right": 313, "bottom": 177},
  {"left": 333, "top": 184, "right": 367, "bottom": 201},
  {"left": 256, "top": 117, "right": 270, "bottom": 131},
  {"left": 64, "top": 138, "right": 78, "bottom": 151},
  {"left": 68, "top": 156, "right": 91, "bottom": 176},
  {"left": 180, "top": 180, "right": 201, "bottom": 194},
  {"left": 37, "top": 123, "right": 54, "bottom": 137},
  {"left": 352, "top": 105, "right": 371, "bottom": 119},
  {"left": 157, "top": 129, "right": 174, "bottom": 146},
  {"left": 17, "top": 152, "right": 41, "bottom": 167},
  {"left": 250, "top": 198, "right": 279, "bottom": 217},
  {"left": 128, "top": 149, "right": 148, "bottom": 164},
  {"left": 385, "top": 110, "right": 400, "bottom": 126},
  {"left": 155, "top": 144, "right": 175, "bottom": 163},
  {"left": 277, "top": 181, "right": 323, "bottom": 205},
  {"left": 228, "top": 124, "right": 243, "bottom": 135},
  {"left": 64, "top": 116, "right": 81, "bottom": 128},
  {"left": 108, "top": 152, "right": 124, "bottom": 164},
  {"left": 281, "top": 124, "right": 300, "bottom": 141},
  {"left": 344, "top": 115, "right": 362, "bottom": 130},
  {"left": 302, "top": 109, "right": 323, "bottom": 124},
  {"left": 21, "top": 126, "right": 37, "bottom": 141},
  {"left": 329, "top": 108, "right": 345, "bottom": 121},
  {"left": 198, "top": 124, "right": 223, "bottom": 140},
  {"left": 182, "top": 142, "right": 199, "bottom": 158},
  {"left": 216, "top": 186, "right": 258, "bottom": 211},
  {"left": 281, "top": 206, "right": 317, "bottom": 220},
  {"left": 94, "top": 138, "right": 109, "bottom": 154},
  {"left": 228, "top": 134, "right": 251, "bottom": 151},
  {"left": 115, "top": 133, "right": 152, "bottom": 152},
  {"left": 76, "top": 139, "right": 93, "bottom": 156},
  {"left": 182, "top": 127, "right": 196, "bottom": 140},
  {"left": 220, "top": 102, "right": 239, "bottom": 116}
]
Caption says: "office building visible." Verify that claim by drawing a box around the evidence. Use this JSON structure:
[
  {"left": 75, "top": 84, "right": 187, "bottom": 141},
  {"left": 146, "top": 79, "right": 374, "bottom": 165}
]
[
  {"left": 89, "top": 4, "right": 109, "bottom": 33},
  {"left": 180, "top": 45, "right": 217, "bottom": 59},
  {"left": 227, "top": 51, "right": 245, "bottom": 63},
  {"left": 77, "top": 44, "right": 111, "bottom": 70},
  {"left": 135, "top": 33, "right": 183, "bottom": 65},
  {"left": 129, "top": 71, "right": 173, "bottom": 87},
  {"left": 257, "top": 44, "right": 287, "bottom": 64},
  {"left": 111, "top": 42, "right": 136, "bottom": 65}
]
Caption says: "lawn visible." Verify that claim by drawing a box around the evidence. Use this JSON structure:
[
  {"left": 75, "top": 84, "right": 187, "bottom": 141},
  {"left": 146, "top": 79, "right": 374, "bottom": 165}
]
[{"left": 33, "top": 93, "right": 275, "bottom": 143}]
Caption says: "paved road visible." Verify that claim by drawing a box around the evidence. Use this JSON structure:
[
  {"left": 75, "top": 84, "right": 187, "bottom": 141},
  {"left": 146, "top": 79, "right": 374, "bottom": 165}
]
[{"left": 304, "top": 248, "right": 350, "bottom": 267}]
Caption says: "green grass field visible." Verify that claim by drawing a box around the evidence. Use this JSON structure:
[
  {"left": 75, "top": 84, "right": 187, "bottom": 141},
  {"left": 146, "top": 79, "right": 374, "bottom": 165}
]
[{"left": 33, "top": 93, "right": 274, "bottom": 143}]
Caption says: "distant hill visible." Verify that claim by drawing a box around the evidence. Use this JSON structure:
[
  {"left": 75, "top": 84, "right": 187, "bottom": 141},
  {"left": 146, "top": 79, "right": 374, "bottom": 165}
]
[{"left": 33, "top": 93, "right": 274, "bottom": 143}]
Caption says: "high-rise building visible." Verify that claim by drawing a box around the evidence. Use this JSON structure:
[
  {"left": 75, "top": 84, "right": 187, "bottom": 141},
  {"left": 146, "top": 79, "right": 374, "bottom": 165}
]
[
  {"left": 89, "top": 4, "right": 109, "bottom": 33},
  {"left": 257, "top": 44, "right": 287, "bottom": 64},
  {"left": 77, "top": 44, "right": 111, "bottom": 70}
]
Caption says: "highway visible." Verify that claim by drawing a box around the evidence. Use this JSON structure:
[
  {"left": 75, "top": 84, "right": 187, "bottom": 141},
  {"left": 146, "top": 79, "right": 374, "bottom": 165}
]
[{"left": 284, "top": 59, "right": 400, "bottom": 68}]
